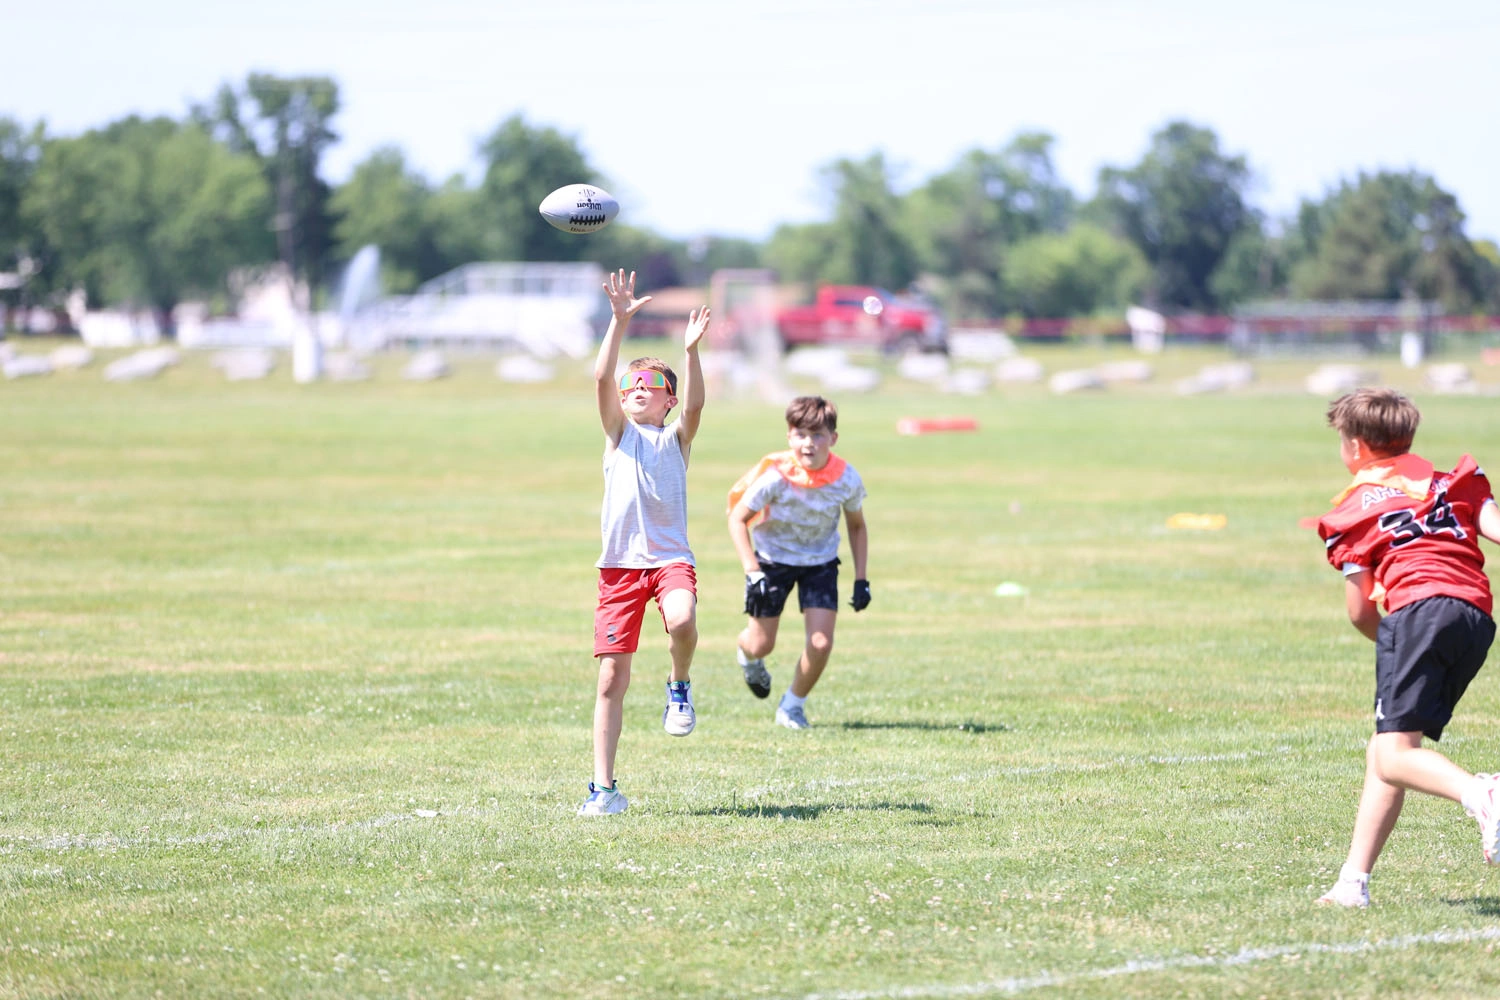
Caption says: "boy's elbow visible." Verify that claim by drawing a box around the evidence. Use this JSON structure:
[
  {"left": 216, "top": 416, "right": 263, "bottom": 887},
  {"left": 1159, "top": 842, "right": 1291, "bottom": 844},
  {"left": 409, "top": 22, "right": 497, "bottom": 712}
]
[{"left": 1347, "top": 605, "right": 1379, "bottom": 634}]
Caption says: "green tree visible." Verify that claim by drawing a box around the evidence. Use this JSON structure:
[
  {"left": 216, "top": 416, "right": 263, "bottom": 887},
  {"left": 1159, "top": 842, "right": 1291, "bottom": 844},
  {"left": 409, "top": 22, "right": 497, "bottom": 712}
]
[
  {"left": 197, "top": 74, "right": 341, "bottom": 305},
  {"left": 684, "top": 236, "right": 762, "bottom": 286},
  {"left": 1002, "top": 224, "right": 1148, "bottom": 318},
  {"left": 1208, "top": 216, "right": 1288, "bottom": 306},
  {"left": 763, "top": 221, "right": 839, "bottom": 286},
  {"left": 1474, "top": 239, "right": 1500, "bottom": 309},
  {"left": 1290, "top": 171, "right": 1491, "bottom": 311},
  {"left": 424, "top": 175, "right": 489, "bottom": 275},
  {"left": 0, "top": 117, "right": 47, "bottom": 325},
  {"left": 819, "top": 153, "right": 920, "bottom": 289},
  {"left": 1093, "top": 121, "right": 1253, "bottom": 310},
  {"left": 475, "top": 114, "right": 600, "bottom": 262},
  {"left": 330, "top": 147, "right": 440, "bottom": 293},
  {"left": 908, "top": 132, "right": 1075, "bottom": 318},
  {"left": 24, "top": 117, "right": 271, "bottom": 324},
  {"left": 761, "top": 154, "right": 922, "bottom": 290}
]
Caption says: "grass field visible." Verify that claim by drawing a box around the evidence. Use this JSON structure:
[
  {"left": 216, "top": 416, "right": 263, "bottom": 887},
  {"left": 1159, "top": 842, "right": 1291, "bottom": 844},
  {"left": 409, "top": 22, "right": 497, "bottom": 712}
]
[{"left": 5, "top": 340, "right": 1500, "bottom": 998}]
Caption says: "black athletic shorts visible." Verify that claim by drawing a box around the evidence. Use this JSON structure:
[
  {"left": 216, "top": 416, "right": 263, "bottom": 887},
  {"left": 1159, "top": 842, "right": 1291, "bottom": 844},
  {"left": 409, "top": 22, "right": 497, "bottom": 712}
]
[
  {"left": 1374, "top": 595, "right": 1495, "bottom": 741},
  {"left": 756, "top": 557, "right": 841, "bottom": 617}
]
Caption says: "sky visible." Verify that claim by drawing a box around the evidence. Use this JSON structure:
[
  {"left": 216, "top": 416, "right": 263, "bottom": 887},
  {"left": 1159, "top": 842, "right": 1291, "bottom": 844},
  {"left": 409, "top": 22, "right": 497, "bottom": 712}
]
[{"left": 6, "top": 0, "right": 1498, "bottom": 244}]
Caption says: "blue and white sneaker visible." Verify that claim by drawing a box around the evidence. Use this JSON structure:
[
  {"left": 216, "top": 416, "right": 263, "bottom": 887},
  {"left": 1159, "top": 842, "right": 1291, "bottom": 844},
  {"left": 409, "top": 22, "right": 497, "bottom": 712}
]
[
  {"left": 775, "top": 702, "right": 810, "bottom": 730},
  {"left": 663, "top": 680, "right": 696, "bottom": 736},
  {"left": 578, "top": 782, "right": 628, "bottom": 816}
]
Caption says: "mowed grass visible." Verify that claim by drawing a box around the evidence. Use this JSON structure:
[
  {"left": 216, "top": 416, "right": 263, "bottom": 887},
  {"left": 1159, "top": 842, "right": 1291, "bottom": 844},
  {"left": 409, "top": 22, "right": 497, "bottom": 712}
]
[{"left": 4, "top": 342, "right": 1500, "bottom": 998}]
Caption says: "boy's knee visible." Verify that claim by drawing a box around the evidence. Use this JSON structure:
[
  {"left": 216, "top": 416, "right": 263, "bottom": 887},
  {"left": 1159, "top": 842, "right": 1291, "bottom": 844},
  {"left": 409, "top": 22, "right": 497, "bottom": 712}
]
[
  {"left": 809, "top": 632, "right": 834, "bottom": 656},
  {"left": 665, "top": 609, "right": 697, "bottom": 638},
  {"left": 596, "top": 658, "right": 630, "bottom": 696},
  {"left": 741, "top": 635, "right": 773, "bottom": 659},
  {"left": 1371, "top": 730, "right": 1423, "bottom": 779}
]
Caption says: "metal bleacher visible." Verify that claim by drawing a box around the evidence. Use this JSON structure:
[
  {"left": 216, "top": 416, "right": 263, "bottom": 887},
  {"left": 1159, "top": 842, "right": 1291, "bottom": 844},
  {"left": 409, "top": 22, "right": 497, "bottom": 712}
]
[{"left": 345, "top": 261, "right": 609, "bottom": 357}]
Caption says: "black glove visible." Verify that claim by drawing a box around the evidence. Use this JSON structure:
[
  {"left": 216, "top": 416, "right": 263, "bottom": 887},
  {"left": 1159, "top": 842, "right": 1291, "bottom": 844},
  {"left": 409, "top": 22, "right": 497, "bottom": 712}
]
[
  {"left": 744, "top": 572, "right": 782, "bottom": 618},
  {"left": 850, "top": 579, "right": 871, "bottom": 612}
]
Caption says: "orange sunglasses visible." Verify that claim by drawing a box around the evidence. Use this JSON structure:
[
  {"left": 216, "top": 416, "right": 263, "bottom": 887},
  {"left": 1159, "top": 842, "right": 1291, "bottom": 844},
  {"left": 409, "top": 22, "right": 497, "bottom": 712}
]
[{"left": 618, "top": 370, "right": 670, "bottom": 392}]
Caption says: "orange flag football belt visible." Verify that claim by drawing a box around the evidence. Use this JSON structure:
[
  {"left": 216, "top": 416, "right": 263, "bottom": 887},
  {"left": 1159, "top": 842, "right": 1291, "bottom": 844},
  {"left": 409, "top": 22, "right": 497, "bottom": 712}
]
[
  {"left": 1330, "top": 453, "right": 1434, "bottom": 506},
  {"left": 727, "top": 450, "right": 847, "bottom": 516}
]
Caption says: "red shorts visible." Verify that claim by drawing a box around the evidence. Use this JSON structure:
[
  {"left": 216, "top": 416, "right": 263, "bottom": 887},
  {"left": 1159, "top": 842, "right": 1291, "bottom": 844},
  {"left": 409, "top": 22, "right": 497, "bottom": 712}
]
[{"left": 594, "top": 563, "right": 698, "bottom": 657}]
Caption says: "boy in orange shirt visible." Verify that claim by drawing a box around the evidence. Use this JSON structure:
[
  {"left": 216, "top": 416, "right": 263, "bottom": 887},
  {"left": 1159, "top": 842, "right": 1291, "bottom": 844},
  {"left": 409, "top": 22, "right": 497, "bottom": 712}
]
[{"left": 728, "top": 395, "right": 869, "bottom": 729}]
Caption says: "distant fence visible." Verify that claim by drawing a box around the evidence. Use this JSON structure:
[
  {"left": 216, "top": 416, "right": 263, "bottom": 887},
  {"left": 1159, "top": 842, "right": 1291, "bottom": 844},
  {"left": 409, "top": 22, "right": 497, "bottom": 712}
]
[{"left": 959, "top": 314, "right": 1500, "bottom": 342}]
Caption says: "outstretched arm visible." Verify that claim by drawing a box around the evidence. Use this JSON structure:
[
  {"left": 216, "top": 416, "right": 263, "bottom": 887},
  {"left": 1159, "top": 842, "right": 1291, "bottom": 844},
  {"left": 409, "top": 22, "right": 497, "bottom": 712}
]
[
  {"left": 1344, "top": 570, "right": 1381, "bottom": 642},
  {"left": 594, "top": 269, "right": 652, "bottom": 446},
  {"left": 675, "top": 306, "right": 710, "bottom": 450}
]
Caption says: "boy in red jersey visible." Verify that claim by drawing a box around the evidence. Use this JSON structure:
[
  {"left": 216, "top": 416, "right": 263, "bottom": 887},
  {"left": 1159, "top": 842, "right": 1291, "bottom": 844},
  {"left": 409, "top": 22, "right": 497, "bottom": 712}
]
[{"left": 1315, "top": 388, "right": 1500, "bottom": 907}]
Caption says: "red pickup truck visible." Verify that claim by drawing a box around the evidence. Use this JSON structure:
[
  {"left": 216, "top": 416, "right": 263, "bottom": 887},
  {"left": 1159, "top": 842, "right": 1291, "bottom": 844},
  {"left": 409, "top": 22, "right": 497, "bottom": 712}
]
[{"left": 776, "top": 285, "right": 947, "bottom": 353}]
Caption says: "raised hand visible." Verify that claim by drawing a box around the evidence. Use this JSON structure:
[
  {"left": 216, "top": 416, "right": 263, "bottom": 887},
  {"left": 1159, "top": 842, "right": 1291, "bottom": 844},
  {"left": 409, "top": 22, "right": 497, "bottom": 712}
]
[
  {"left": 685, "top": 305, "right": 711, "bottom": 350},
  {"left": 604, "top": 268, "right": 653, "bottom": 320}
]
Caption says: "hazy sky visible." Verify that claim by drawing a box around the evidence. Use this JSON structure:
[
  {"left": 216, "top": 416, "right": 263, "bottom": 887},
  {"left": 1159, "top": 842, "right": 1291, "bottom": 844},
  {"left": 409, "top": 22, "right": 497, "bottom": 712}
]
[{"left": 6, "top": 0, "right": 1497, "bottom": 242}]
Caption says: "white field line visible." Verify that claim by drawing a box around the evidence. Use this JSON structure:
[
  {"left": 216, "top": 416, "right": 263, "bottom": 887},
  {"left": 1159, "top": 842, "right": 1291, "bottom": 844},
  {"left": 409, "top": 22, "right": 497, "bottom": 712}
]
[{"left": 804, "top": 925, "right": 1500, "bottom": 999}]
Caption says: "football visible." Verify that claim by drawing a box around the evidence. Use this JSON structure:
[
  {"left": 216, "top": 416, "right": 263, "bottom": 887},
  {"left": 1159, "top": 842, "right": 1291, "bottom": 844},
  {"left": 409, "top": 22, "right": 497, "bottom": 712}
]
[{"left": 538, "top": 184, "right": 620, "bottom": 234}]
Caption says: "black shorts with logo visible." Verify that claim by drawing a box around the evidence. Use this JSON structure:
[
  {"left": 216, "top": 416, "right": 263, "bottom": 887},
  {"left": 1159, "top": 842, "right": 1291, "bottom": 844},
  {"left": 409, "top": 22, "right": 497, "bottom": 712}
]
[
  {"left": 1374, "top": 595, "right": 1495, "bottom": 741},
  {"left": 756, "top": 557, "right": 841, "bottom": 617}
]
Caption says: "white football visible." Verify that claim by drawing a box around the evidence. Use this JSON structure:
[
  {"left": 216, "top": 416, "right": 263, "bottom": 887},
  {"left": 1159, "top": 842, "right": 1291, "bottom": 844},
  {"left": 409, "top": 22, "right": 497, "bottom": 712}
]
[{"left": 539, "top": 184, "right": 620, "bottom": 234}]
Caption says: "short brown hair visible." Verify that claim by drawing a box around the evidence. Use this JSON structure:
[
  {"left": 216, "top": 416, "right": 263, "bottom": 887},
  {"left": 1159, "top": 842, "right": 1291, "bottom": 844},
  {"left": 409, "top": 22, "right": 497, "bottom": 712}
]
[
  {"left": 785, "top": 395, "right": 837, "bottom": 433},
  {"left": 626, "top": 357, "right": 677, "bottom": 396},
  {"left": 1326, "top": 387, "right": 1419, "bottom": 454}
]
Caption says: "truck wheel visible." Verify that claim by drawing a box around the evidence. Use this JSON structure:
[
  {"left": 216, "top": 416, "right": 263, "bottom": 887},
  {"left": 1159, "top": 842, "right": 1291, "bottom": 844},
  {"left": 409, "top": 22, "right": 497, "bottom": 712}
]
[{"left": 891, "top": 332, "right": 922, "bottom": 355}]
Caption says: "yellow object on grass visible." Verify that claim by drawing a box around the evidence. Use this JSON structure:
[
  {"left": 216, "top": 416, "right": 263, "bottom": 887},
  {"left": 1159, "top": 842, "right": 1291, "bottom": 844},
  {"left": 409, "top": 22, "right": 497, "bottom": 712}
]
[{"left": 1166, "top": 512, "right": 1228, "bottom": 531}]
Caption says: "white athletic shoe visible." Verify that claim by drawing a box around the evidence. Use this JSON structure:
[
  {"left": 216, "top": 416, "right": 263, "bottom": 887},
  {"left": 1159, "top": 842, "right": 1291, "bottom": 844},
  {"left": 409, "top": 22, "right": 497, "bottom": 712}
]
[
  {"left": 1465, "top": 772, "right": 1500, "bottom": 864},
  {"left": 577, "top": 783, "right": 627, "bottom": 816},
  {"left": 663, "top": 681, "right": 696, "bottom": 737},
  {"left": 775, "top": 703, "right": 810, "bottom": 730},
  {"left": 1315, "top": 876, "right": 1369, "bottom": 908}
]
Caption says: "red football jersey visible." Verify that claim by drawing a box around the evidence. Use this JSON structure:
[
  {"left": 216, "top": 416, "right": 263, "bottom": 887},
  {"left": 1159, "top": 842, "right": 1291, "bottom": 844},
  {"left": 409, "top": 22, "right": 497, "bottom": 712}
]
[{"left": 1319, "top": 454, "right": 1494, "bottom": 614}]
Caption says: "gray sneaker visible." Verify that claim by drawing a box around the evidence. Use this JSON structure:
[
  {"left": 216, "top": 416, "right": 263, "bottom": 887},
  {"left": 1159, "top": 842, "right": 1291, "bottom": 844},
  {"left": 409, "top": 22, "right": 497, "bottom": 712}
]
[
  {"left": 739, "top": 654, "right": 771, "bottom": 699},
  {"left": 775, "top": 703, "right": 810, "bottom": 730}
]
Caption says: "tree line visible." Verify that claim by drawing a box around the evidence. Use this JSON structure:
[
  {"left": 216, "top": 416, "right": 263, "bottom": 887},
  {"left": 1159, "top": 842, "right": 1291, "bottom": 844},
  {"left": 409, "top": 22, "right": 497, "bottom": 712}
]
[{"left": 2, "top": 74, "right": 1497, "bottom": 333}]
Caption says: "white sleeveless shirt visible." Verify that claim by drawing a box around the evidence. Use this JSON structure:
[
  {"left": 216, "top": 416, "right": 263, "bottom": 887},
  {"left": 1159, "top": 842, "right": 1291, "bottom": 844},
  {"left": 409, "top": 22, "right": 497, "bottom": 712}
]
[{"left": 597, "top": 420, "right": 694, "bottom": 568}]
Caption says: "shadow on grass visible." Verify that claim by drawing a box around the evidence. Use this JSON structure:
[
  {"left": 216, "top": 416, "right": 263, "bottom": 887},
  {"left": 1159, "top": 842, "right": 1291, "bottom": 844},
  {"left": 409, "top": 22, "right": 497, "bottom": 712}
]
[
  {"left": 1445, "top": 896, "right": 1500, "bottom": 917},
  {"left": 840, "top": 720, "right": 1009, "bottom": 734},
  {"left": 691, "top": 800, "right": 934, "bottom": 820}
]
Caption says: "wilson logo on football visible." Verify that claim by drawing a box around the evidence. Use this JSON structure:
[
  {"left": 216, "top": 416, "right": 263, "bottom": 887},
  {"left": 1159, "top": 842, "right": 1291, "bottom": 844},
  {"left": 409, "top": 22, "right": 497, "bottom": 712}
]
[{"left": 539, "top": 183, "right": 620, "bottom": 234}]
